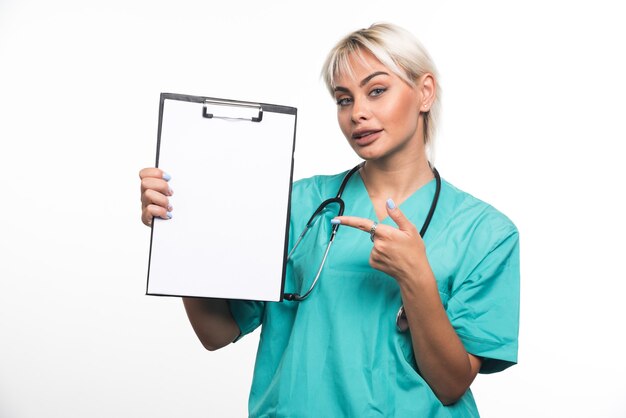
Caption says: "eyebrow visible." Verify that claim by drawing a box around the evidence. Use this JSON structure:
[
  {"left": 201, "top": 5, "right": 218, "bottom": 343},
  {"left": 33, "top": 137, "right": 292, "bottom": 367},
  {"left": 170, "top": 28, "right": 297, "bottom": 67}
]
[
  {"left": 334, "top": 71, "right": 390, "bottom": 93},
  {"left": 359, "top": 71, "right": 389, "bottom": 87}
]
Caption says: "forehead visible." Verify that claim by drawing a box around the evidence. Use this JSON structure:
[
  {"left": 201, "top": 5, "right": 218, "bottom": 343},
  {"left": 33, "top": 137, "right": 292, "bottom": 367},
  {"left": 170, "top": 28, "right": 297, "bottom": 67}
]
[{"left": 333, "top": 49, "right": 390, "bottom": 86}]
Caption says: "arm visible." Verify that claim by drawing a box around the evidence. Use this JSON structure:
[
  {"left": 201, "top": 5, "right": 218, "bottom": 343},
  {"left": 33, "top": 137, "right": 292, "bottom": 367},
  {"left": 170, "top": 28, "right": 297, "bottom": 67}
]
[
  {"left": 139, "top": 167, "right": 240, "bottom": 351},
  {"left": 395, "top": 265, "right": 481, "bottom": 404},
  {"left": 335, "top": 202, "right": 481, "bottom": 405},
  {"left": 182, "top": 298, "right": 240, "bottom": 351}
]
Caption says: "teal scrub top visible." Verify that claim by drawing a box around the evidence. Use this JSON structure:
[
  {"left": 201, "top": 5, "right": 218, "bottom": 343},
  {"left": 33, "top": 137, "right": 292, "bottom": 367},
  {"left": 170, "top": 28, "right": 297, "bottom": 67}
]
[{"left": 229, "top": 170, "right": 520, "bottom": 418}]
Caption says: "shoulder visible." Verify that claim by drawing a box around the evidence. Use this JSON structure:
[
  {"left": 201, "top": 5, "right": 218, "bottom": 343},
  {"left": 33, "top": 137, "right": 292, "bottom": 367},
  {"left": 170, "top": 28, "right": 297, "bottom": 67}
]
[
  {"left": 438, "top": 179, "right": 518, "bottom": 251},
  {"left": 288, "top": 171, "right": 350, "bottom": 229},
  {"left": 292, "top": 171, "right": 350, "bottom": 201}
]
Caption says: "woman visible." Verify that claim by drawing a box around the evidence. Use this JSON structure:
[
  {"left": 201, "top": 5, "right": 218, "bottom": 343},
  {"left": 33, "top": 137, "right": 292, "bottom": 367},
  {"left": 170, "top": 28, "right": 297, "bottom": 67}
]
[{"left": 140, "top": 23, "right": 519, "bottom": 417}]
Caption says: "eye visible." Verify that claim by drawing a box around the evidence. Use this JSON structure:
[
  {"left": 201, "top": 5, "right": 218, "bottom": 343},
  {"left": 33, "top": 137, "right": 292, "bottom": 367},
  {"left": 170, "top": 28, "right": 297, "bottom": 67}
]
[
  {"left": 336, "top": 96, "right": 353, "bottom": 107},
  {"left": 369, "top": 87, "right": 386, "bottom": 97}
]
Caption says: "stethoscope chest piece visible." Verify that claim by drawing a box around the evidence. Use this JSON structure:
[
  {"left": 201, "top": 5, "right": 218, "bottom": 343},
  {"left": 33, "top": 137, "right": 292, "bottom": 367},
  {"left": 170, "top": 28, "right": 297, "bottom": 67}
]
[{"left": 396, "top": 306, "right": 409, "bottom": 332}]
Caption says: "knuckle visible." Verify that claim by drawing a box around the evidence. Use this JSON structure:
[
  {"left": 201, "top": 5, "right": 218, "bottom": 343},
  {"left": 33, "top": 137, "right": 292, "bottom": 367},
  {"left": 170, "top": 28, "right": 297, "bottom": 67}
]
[
  {"left": 369, "top": 257, "right": 380, "bottom": 270},
  {"left": 140, "top": 178, "right": 151, "bottom": 190},
  {"left": 139, "top": 167, "right": 159, "bottom": 179},
  {"left": 144, "top": 188, "right": 156, "bottom": 200},
  {"left": 151, "top": 204, "right": 166, "bottom": 216},
  {"left": 141, "top": 189, "right": 153, "bottom": 206},
  {"left": 141, "top": 211, "right": 151, "bottom": 226}
]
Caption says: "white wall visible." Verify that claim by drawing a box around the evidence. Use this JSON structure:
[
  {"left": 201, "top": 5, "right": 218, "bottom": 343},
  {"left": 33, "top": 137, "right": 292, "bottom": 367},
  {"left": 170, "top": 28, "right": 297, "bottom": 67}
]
[{"left": 1, "top": 1, "right": 624, "bottom": 417}]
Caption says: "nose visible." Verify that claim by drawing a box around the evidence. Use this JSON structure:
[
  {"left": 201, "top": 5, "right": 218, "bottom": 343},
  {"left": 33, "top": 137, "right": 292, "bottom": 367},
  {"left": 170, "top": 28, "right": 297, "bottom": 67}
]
[{"left": 351, "top": 96, "right": 370, "bottom": 124}]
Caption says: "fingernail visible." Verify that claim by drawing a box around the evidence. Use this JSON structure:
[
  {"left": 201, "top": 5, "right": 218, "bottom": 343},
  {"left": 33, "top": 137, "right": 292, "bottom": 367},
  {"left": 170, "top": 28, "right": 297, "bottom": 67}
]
[
  {"left": 166, "top": 211, "right": 173, "bottom": 219},
  {"left": 168, "top": 187, "right": 174, "bottom": 196},
  {"left": 162, "top": 172, "right": 171, "bottom": 181},
  {"left": 331, "top": 218, "right": 341, "bottom": 225},
  {"left": 167, "top": 203, "right": 173, "bottom": 211},
  {"left": 386, "top": 198, "right": 396, "bottom": 210}
]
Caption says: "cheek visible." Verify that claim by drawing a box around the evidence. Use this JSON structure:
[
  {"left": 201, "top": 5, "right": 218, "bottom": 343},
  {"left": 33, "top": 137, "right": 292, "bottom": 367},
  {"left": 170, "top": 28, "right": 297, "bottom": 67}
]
[
  {"left": 387, "top": 97, "right": 419, "bottom": 134},
  {"left": 337, "top": 111, "right": 351, "bottom": 138}
]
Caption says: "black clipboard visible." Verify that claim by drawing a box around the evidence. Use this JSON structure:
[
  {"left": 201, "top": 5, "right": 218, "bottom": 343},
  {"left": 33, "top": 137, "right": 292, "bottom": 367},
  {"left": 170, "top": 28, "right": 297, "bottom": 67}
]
[{"left": 147, "top": 93, "right": 297, "bottom": 301}]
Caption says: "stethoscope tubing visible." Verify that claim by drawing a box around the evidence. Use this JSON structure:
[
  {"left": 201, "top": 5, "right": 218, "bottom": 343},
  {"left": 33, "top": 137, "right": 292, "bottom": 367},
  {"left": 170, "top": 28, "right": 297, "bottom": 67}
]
[{"left": 284, "top": 162, "right": 440, "bottom": 304}]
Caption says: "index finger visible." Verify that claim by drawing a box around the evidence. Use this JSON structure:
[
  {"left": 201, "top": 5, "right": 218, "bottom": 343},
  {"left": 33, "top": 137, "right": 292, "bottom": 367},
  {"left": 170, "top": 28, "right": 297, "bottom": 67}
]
[
  {"left": 139, "top": 167, "right": 170, "bottom": 180},
  {"left": 332, "top": 216, "right": 376, "bottom": 233}
]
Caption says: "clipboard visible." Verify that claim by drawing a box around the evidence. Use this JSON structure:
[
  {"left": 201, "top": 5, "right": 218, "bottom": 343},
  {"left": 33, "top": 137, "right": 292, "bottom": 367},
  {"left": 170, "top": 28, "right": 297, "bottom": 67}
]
[{"left": 146, "top": 93, "right": 297, "bottom": 301}]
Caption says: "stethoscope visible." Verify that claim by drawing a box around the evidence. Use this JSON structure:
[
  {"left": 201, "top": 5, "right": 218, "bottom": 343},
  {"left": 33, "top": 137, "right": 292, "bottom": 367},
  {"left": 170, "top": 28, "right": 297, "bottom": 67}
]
[{"left": 284, "top": 162, "right": 441, "bottom": 332}]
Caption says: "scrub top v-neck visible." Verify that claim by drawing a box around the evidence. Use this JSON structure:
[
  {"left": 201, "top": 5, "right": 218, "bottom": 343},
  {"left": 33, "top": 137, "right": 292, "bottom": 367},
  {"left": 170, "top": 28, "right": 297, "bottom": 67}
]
[{"left": 229, "top": 170, "right": 520, "bottom": 418}]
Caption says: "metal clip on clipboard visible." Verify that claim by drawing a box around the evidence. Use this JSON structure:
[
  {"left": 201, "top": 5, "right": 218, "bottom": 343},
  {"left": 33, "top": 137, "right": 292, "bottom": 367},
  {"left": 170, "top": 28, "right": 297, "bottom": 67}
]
[{"left": 202, "top": 98, "right": 264, "bottom": 122}]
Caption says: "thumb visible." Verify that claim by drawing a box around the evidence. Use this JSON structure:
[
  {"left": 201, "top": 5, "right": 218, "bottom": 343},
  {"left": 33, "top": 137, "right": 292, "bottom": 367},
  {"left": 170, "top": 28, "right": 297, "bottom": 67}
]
[{"left": 385, "top": 198, "right": 415, "bottom": 232}]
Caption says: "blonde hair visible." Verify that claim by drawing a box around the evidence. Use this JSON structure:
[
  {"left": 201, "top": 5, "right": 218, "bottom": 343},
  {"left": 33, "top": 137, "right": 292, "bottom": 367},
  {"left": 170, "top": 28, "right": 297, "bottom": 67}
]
[{"left": 322, "top": 23, "right": 441, "bottom": 146}]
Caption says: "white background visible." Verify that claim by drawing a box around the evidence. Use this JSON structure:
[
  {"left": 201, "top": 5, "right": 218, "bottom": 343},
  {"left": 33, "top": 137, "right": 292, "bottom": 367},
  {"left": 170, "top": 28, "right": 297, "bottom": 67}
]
[{"left": 1, "top": 1, "right": 625, "bottom": 417}]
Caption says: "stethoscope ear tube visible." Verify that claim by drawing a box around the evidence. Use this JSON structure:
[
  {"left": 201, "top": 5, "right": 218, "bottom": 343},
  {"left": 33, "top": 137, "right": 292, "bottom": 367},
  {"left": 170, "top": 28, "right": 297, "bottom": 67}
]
[
  {"left": 418, "top": 167, "right": 441, "bottom": 238},
  {"left": 305, "top": 198, "right": 345, "bottom": 228},
  {"left": 284, "top": 196, "right": 346, "bottom": 302}
]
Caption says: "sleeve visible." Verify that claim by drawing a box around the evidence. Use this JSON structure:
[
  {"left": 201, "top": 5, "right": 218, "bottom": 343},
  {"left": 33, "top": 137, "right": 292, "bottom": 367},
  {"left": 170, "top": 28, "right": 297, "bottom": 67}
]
[
  {"left": 227, "top": 299, "right": 265, "bottom": 342},
  {"left": 446, "top": 227, "right": 520, "bottom": 374},
  {"left": 226, "top": 175, "right": 328, "bottom": 343}
]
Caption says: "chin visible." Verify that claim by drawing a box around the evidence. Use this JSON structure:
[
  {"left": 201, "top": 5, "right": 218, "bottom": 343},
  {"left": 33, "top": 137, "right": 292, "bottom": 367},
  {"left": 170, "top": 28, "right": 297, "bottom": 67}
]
[
  {"left": 350, "top": 144, "right": 384, "bottom": 161},
  {"left": 353, "top": 148, "right": 388, "bottom": 162}
]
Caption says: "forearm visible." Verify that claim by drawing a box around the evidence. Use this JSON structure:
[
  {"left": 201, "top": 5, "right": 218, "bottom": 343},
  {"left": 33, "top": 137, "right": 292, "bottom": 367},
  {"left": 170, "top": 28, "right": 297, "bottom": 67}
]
[
  {"left": 334, "top": 208, "right": 482, "bottom": 403},
  {"left": 398, "top": 270, "right": 479, "bottom": 405},
  {"left": 182, "top": 297, "right": 240, "bottom": 351}
]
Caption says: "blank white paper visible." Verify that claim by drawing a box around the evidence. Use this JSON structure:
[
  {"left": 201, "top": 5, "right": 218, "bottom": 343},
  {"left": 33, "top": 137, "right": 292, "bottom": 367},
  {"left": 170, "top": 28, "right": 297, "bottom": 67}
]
[{"left": 147, "top": 95, "right": 296, "bottom": 301}]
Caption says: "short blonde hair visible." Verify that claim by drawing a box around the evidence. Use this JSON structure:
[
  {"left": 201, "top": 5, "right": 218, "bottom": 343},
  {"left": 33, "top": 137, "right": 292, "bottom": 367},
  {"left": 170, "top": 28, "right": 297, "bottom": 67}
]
[{"left": 322, "top": 23, "right": 441, "bottom": 145}]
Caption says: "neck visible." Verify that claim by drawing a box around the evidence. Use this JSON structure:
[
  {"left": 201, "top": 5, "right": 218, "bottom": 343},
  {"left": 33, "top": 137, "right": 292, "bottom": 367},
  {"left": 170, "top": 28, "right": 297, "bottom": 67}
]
[{"left": 359, "top": 154, "right": 434, "bottom": 201}]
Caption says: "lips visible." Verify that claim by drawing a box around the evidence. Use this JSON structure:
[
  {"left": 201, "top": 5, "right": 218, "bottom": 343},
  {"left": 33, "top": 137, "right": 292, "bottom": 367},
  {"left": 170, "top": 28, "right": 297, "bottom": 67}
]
[
  {"left": 352, "top": 129, "right": 383, "bottom": 146},
  {"left": 352, "top": 129, "right": 382, "bottom": 140}
]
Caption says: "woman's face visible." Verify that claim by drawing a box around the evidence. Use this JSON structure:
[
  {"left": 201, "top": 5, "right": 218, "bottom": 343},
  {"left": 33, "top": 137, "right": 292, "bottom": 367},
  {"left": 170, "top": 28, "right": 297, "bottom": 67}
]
[{"left": 333, "top": 50, "right": 430, "bottom": 164}]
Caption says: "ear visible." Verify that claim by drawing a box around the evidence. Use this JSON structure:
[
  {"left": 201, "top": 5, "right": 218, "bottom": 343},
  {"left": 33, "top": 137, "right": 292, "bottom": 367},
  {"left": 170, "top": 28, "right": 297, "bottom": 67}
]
[{"left": 418, "top": 73, "right": 436, "bottom": 112}]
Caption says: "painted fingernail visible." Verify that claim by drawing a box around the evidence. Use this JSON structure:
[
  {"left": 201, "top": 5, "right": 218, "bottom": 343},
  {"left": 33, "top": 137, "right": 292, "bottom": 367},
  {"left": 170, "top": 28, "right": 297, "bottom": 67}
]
[
  {"left": 162, "top": 172, "right": 171, "bottom": 181},
  {"left": 168, "top": 187, "right": 174, "bottom": 196},
  {"left": 167, "top": 203, "right": 173, "bottom": 211},
  {"left": 166, "top": 211, "right": 173, "bottom": 219},
  {"left": 331, "top": 218, "right": 341, "bottom": 225},
  {"left": 386, "top": 198, "right": 396, "bottom": 209}
]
